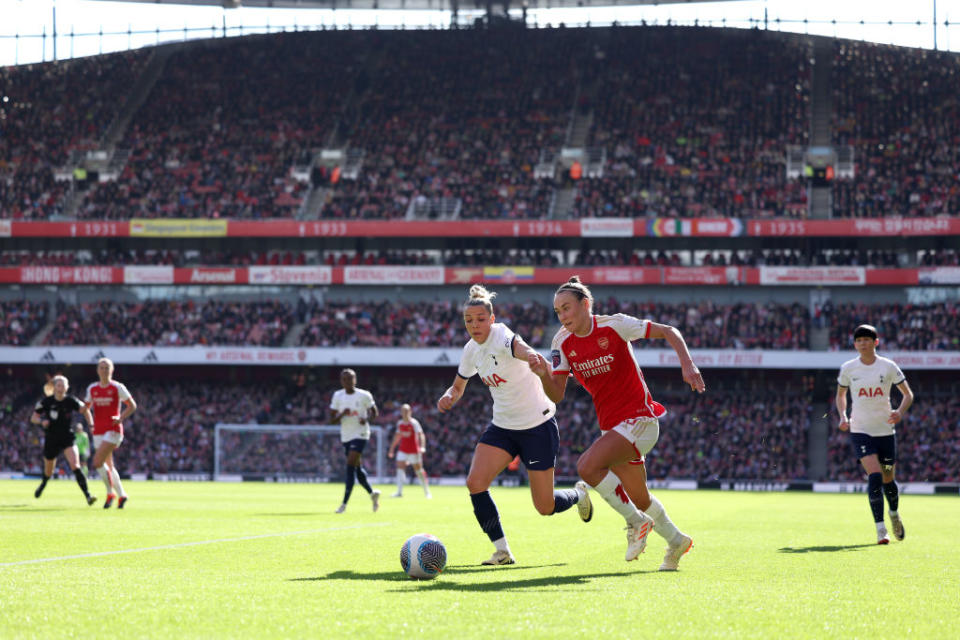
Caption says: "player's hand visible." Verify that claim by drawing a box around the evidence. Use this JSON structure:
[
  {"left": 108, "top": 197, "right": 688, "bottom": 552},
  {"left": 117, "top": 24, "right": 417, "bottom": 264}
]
[
  {"left": 437, "top": 393, "right": 455, "bottom": 412},
  {"left": 41, "top": 419, "right": 50, "bottom": 429},
  {"left": 682, "top": 362, "right": 705, "bottom": 393},
  {"left": 420, "top": 447, "right": 426, "bottom": 453},
  {"left": 527, "top": 352, "right": 549, "bottom": 377},
  {"left": 359, "top": 418, "right": 367, "bottom": 426},
  {"left": 387, "top": 451, "right": 394, "bottom": 459},
  {"left": 887, "top": 409, "right": 903, "bottom": 424},
  {"left": 111, "top": 417, "right": 121, "bottom": 426},
  {"left": 838, "top": 417, "right": 850, "bottom": 431}
]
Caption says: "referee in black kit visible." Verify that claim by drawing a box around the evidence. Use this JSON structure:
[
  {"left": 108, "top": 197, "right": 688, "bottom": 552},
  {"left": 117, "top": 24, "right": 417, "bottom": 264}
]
[{"left": 31, "top": 375, "right": 97, "bottom": 506}]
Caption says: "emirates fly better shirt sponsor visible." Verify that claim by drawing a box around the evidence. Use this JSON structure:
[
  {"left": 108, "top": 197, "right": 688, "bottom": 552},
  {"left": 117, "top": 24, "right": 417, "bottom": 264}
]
[
  {"left": 551, "top": 314, "right": 665, "bottom": 430},
  {"left": 457, "top": 323, "right": 556, "bottom": 430},
  {"left": 837, "top": 356, "right": 906, "bottom": 437},
  {"left": 330, "top": 388, "right": 377, "bottom": 443}
]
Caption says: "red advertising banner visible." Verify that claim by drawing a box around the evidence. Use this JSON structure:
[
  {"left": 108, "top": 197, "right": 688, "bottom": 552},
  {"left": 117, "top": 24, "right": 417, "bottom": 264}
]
[
  {"left": 17, "top": 266, "right": 121, "bottom": 284},
  {"left": 748, "top": 218, "right": 960, "bottom": 237},
  {"left": 759, "top": 266, "right": 866, "bottom": 286},
  {"left": 227, "top": 220, "right": 579, "bottom": 238},
  {"left": 11, "top": 221, "right": 129, "bottom": 237},
  {"left": 174, "top": 268, "right": 245, "bottom": 285},
  {"left": 663, "top": 267, "right": 741, "bottom": 285},
  {"left": 343, "top": 266, "right": 445, "bottom": 285}
]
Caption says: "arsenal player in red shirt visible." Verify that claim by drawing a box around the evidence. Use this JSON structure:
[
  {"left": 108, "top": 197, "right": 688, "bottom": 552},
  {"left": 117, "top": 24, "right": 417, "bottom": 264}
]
[
  {"left": 85, "top": 358, "right": 137, "bottom": 509},
  {"left": 530, "top": 276, "right": 705, "bottom": 569}
]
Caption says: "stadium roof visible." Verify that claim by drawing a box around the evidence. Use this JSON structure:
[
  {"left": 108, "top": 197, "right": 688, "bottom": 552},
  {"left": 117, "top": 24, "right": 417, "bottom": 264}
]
[{"left": 90, "top": 0, "right": 729, "bottom": 12}]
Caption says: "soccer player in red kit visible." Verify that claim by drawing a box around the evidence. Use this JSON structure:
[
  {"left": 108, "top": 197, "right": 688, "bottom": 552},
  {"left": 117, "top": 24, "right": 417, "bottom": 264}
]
[
  {"left": 85, "top": 358, "right": 137, "bottom": 509},
  {"left": 387, "top": 403, "right": 432, "bottom": 499},
  {"left": 530, "top": 276, "right": 705, "bottom": 569}
]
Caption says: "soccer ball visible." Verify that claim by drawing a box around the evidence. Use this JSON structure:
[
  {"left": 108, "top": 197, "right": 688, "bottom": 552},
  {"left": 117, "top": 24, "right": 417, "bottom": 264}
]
[{"left": 400, "top": 533, "right": 447, "bottom": 580}]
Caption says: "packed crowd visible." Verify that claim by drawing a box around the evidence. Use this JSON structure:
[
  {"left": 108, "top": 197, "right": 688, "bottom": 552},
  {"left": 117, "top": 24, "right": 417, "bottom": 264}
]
[
  {"left": 832, "top": 41, "right": 960, "bottom": 218},
  {"left": 826, "top": 302, "right": 960, "bottom": 351},
  {"left": 0, "top": 300, "right": 48, "bottom": 346},
  {"left": 1, "top": 51, "right": 148, "bottom": 220},
  {"left": 321, "top": 28, "right": 578, "bottom": 221},
  {"left": 0, "top": 246, "right": 943, "bottom": 269},
  {"left": 573, "top": 28, "right": 810, "bottom": 219},
  {"left": 73, "top": 32, "right": 361, "bottom": 220},
  {"left": 44, "top": 299, "right": 296, "bottom": 347},
  {"left": 4, "top": 368, "right": 956, "bottom": 483}
]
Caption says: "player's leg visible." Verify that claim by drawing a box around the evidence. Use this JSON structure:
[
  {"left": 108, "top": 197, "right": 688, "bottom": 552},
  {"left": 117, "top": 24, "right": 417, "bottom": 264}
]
[
  {"left": 523, "top": 418, "right": 580, "bottom": 517},
  {"left": 578, "top": 422, "right": 657, "bottom": 560},
  {"left": 63, "top": 445, "right": 96, "bottom": 505},
  {"left": 411, "top": 460, "right": 431, "bottom": 498},
  {"left": 393, "top": 460, "right": 407, "bottom": 497},
  {"left": 860, "top": 452, "right": 888, "bottom": 544},
  {"left": 105, "top": 434, "right": 128, "bottom": 508},
  {"left": 879, "top": 436, "right": 903, "bottom": 540},
  {"left": 35, "top": 455, "right": 56, "bottom": 498},
  {"left": 92, "top": 437, "right": 117, "bottom": 507},
  {"left": 348, "top": 441, "right": 378, "bottom": 511},
  {"left": 614, "top": 461, "right": 692, "bottom": 570},
  {"left": 338, "top": 446, "right": 360, "bottom": 512},
  {"left": 467, "top": 435, "right": 516, "bottom": 565}
]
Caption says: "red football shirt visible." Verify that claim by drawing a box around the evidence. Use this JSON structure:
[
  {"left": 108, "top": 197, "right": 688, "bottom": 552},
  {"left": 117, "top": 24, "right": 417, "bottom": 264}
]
[
  {"left": 396, "top": 418, "right": 423, "bottom": 454},
  {"left": 551, "top": 314, "right": 665, "bottom": 430},
  {"left": 84, "top": 381, "right": 133, "bottom": 436}
]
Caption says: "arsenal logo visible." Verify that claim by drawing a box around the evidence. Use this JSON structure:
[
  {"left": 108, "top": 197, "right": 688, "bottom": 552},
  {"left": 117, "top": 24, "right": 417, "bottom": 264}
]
[{"left": 598, "top": 337, "right": 609, "bottom": 350}]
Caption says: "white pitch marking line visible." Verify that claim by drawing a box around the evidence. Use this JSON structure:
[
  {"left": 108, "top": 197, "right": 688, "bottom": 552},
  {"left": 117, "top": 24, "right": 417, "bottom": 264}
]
[{"left": 0, "top": 522, "right": 391, "bottom": 567}]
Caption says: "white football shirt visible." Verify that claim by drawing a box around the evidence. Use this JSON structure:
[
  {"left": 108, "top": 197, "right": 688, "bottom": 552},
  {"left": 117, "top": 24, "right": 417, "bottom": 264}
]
[
  {"left": 330, "top": 388, "right": 377, "bottom": 442},
  {"left": 457, "top": 322, "right": 555, "bottom": 431},
  {"left": 837, "top": 356, "right": 906, "bottom": 437}
]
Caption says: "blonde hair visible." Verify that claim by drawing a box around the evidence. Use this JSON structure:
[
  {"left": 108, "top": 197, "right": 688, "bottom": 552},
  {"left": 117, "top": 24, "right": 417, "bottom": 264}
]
[
  {"left": 464, "top": 284, "right": 497, "bottom": 314},
  {"left": 555, "top": 275, "right": 593, "bottom": 308},
  {"left": 51, "top": 374, "right": 69, "bottom": 391},
  {"left": 98, "top": 357, "right": 114, "bottom": 371}
]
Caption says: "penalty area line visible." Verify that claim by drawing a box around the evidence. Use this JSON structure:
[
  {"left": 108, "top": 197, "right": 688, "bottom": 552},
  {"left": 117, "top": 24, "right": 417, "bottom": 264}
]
[{"left": 0, "top": 522, "right": 392, "bottom": 567}]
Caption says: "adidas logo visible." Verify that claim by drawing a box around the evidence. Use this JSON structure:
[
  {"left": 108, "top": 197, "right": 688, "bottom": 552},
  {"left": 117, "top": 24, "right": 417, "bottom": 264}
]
[
  {"left": 568, "top": 350, "right": 577, "bottom": 357},
  {"left": 91, "top": 350, "right": 107, "bottom": 362},
  {"left": 40, "top": 350, "right": 56, "bottom": 362},
  {"left": 142, "top": 351, "right": 158, "bottom": 363},
  {"left": 434, "top": 352, "right": 451, "bottom": 364}
]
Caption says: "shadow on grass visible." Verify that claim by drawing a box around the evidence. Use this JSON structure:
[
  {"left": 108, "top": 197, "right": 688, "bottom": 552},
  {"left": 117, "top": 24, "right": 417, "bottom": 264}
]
[
  {"left": 0, "top": 504, "right": 67, "bottom": 512},
  {"left": 290, "top": 564, "right": 658, "bottom": 591},
  {"left": 778, "top": 544, "right": 876, "bottom": 553}
]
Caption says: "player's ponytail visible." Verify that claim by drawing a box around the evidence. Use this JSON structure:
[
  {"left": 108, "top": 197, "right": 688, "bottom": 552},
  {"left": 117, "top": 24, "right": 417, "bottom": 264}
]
[
  {"left": 465, "top": 284, "right": 496, "bottom": 314},
  {"left": 555, "top": 276, "right": 593, "bottom": 308}
]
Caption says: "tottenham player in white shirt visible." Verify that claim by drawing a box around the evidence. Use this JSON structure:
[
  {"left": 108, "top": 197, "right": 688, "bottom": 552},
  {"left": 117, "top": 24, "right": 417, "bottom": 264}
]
[
  {"left": 330, "top": 369, "right": 381, "bottom": 514},
  {"left": 836, "top": 324, "right": 914, "bottom": 544},
  {"left": 437, "top": 285, "right": 593, "bottom": 566}
]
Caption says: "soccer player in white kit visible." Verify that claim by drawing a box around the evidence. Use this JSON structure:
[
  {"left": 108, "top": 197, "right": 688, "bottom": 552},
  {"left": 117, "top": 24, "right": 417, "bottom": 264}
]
[
  {"left": 387, "top": 403, "right": 432, "bottom": 498},
  {"left": 330, "top": 368, "right": 381, "bottom": 514},
  {"left": 836, "top": 324, "right": 914, "bottom": 544},
  {"left": 530, "top": 276, "right": 704, "bottom": 568},
  {"left": 437, "top": 284, "right": 593, "bottom": 566}
]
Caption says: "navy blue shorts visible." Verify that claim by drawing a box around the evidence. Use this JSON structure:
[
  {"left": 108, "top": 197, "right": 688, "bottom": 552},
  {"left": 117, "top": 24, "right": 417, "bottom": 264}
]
[
  {"left": 478, "top": 417, "right": 559, "bottom": 472},
  {"left": 849, "top": 433, "right": 897, "bottom": 467},
  {"left": 342, "top": 438, "right": 368, "bottom": 455}
]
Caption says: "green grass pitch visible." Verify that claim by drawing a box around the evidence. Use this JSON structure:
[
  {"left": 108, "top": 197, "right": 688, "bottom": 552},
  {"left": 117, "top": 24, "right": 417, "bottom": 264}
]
[{"left": 1, "top": 480, "right": 958, "bottom": 639}]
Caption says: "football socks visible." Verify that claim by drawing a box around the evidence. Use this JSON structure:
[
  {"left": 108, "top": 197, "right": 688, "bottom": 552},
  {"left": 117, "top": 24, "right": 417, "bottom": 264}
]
[
  {"left": 593, "top": 471, "right": 647, "bottom": 527},
  {"left": 867, "top": 472, "right": 884, "bottom": 523},
  {"left": 646, "top": 495, "right": 682, "bottom": 543},
  {"left": 550, "top": 489, "right": 579, "bottom": 515},
  {"left": 883, "top": 481, "right": 900, "bottom": 513},
  {"left": 355, "top": 465, "right": 373, "bottom": 494},
  {"left": 471, "top": 491, "right": 506, "bottom": 543},
  {"left": 73, "top": 468, "right": 91, "bottom": 497}
]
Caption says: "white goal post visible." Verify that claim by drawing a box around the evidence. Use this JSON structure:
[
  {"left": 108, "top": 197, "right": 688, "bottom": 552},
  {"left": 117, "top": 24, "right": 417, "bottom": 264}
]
[{"left": 213, "top": 424, "right": 386, "bottom": 483}]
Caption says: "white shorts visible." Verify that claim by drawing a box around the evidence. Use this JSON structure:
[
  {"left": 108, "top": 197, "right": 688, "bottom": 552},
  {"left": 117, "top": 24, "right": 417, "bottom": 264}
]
[
  {"left": 611, "top": 417, "right": 660, "bottom": 459},
  {"left": 93, "top": 431, "right": 123, "bottom": 449},
  {"left": 396, "top": 452, "right": 423, "bottom": 466}
]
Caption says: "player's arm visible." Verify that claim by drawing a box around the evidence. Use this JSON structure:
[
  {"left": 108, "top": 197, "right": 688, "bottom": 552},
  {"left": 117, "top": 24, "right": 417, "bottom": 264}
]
[
  {"left": 527, "top": 352, "right": 569, "bottom": 403},
  {"left": 647, "top": 321, "right": 705, "bottom": 393},
  {"left": 387, "top": 429, "right": 401, "bottom": 457},
  {"left": 510, "top": 335, "right": 538, "bottom": 362},
  {"left": 888, "top": 379, "right": 914, "bottom": 424},
  {"left": 118, "top": 396, "right": 137, "bottom": 424},
  {"left": 367, "top": 402, "right": 379, "bottom": 421},
  {"left": 417, "top": 427, "right": 426, "bottom": 453},
  {"left": 82, "top": 406, "right": 93, "bottom": 427},
  {"left": 836, "top": 385, "right": 850, "bottom": 431},
  {"left": 30, "top": 400, "right": 49, "bottom": 427},
  {"left": 438, "top": 375, "right": 467, "bottom": 413}
]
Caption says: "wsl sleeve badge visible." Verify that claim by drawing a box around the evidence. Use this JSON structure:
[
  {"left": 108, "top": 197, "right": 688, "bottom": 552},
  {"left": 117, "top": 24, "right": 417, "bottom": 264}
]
[{"left": 400, "top": 533, "right": 447, "bottom": 580}]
